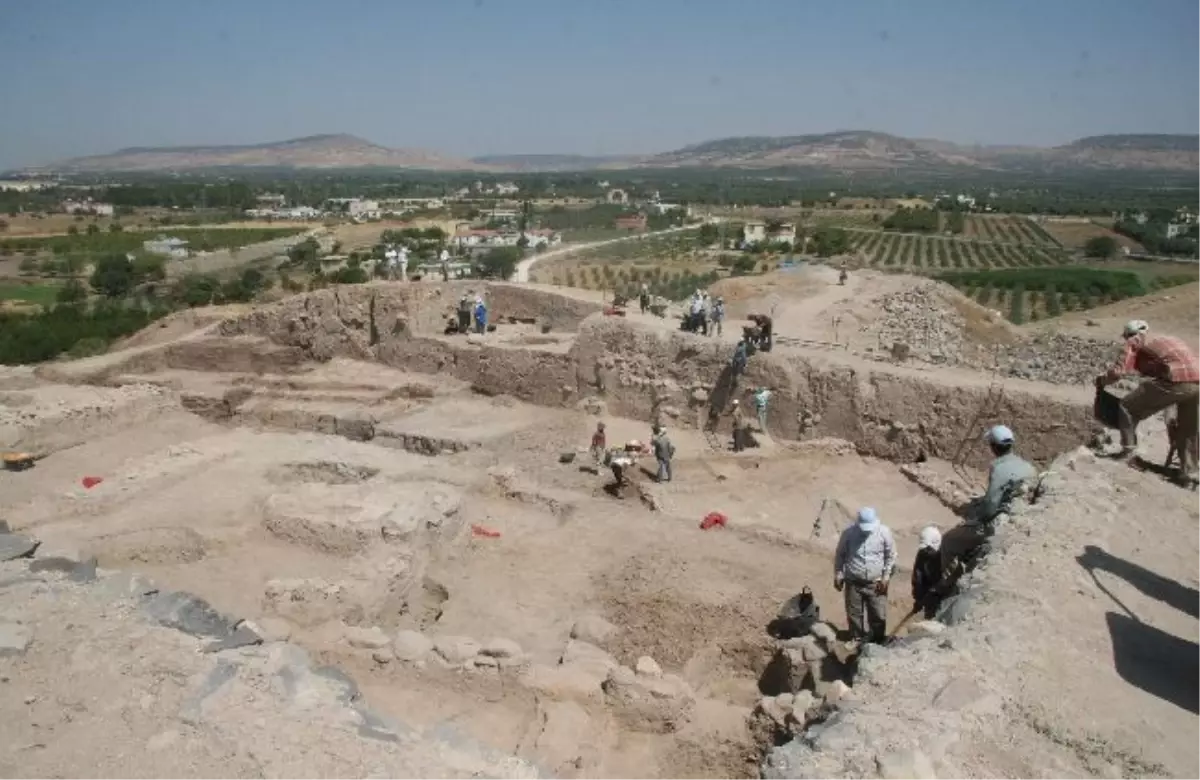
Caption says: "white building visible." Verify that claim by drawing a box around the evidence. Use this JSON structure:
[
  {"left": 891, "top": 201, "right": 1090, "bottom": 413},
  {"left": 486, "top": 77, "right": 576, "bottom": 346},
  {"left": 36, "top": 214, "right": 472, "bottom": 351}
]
[
  {"left": 62, "top": 199, "right": 115, "bottom": 217},
  {"left": 744, "top": 221, "right": 767, "bottom": 244},
  {"left": 143, "top": 236, "right": 189, "bottom": 259}
]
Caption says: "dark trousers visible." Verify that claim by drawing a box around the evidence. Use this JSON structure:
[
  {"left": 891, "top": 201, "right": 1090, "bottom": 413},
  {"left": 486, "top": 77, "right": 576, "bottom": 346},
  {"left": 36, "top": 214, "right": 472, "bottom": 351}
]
[
  {"left": 457, "top": 311, "right": 470, "bottom": 332},
  {"left": 844, "top": 579, "right": 887, "bottom": 643}
]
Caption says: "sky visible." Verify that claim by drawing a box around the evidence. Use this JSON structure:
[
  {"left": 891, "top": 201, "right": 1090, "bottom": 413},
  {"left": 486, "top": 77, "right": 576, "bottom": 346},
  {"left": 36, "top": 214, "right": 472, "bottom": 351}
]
[{"left": 0, "top": 0, "right": 1197, "bottom": 169}]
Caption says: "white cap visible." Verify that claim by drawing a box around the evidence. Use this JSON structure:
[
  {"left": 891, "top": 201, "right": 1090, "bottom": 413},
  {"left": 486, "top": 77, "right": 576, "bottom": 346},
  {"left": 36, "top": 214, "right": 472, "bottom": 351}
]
[
  {"left": 986, "top": 425, "right": 1015, "bottom": 445},
  {"left": 1122, "top": 319, "right": 1149, "bottom": 338},
  {"left": 731, "top": 399, "right": 739, "bottom": 405},
  {"left": 857, "top": 507, "right": 879, "bottom": 529},
  {"left": 918, "top": 526, "right": 942, "bottom": 551}
]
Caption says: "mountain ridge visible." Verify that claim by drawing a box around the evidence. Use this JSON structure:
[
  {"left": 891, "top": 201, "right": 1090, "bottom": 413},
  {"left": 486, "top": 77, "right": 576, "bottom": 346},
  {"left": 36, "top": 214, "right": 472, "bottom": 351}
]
[{"left": 20, "top": 131, "right": 1199, "bottom": 174}]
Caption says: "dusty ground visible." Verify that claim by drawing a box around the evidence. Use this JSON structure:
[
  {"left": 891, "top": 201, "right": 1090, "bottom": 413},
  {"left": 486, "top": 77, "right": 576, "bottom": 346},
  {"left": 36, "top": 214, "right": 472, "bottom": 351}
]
[{"left": 2, "top": 272, "right": 1197, "bottom": 778}]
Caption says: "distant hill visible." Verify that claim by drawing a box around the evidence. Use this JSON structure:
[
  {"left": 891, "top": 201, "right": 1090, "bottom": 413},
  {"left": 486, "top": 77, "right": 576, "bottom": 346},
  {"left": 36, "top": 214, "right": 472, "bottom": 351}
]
[
  {"left": 644, "top": 131, "right": 1200, "bottom": 172},
  {"left": 35, "top": 134, "right": 478, "bottom": 173},
  {"left": 642, "top": 131, "right": 974, "bottom": 170},
  {"left": 22, "top": 131, "right": 1200, "bottom": 174},
  {"left": 1047, "top": 134, "right": 1199, "bottom": 171},
  {"left": 470, "top": 154, "right": 641, "bottom": 172}
]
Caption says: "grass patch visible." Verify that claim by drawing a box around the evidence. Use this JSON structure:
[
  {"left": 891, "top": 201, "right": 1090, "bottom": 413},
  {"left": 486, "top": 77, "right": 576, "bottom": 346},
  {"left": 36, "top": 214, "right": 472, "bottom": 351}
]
[{"left": 0, "top": 282, "right": 60, "bottom": 307}]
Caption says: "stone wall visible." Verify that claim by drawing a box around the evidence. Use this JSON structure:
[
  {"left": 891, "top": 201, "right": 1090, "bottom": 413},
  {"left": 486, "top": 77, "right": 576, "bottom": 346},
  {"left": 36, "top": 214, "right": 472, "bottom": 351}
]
[{"left": 209, "top": 288, "right": 1092, "bottom": 472}]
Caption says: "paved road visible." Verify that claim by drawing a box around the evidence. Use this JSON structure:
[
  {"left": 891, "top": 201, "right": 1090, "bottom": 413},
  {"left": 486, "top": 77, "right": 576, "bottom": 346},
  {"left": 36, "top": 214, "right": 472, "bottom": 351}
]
[{"left": 512, "top": 224, "right": 700, "bottom": 283}]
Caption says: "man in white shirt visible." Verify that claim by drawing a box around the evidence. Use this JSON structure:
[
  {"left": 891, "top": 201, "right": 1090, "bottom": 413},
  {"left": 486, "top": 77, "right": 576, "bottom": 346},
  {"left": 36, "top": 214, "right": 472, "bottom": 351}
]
[
  {"left": 834, "top": 507, "right": 897, "bottom": 644},
  {"left": 397, "top": 246, "right": 409, "bottom": 281}
]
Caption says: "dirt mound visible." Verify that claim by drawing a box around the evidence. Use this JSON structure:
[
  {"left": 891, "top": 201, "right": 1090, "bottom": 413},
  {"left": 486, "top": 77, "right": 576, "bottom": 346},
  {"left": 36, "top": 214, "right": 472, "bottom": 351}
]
[
  {"left": 112, "top": 305, "right": 252, "bottom": 350},
  {"left": 765, "top": 444, "right": 1199, "bottom": 778}
]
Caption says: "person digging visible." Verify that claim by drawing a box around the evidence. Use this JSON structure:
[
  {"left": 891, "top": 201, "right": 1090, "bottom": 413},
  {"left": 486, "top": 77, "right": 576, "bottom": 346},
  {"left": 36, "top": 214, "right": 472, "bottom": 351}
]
[
  {"left": 1096, "top": 319, "right": 1199, "bottom": 488},
  {"left": 939, "top": 425, "right": 1037, "bottom": 590}
]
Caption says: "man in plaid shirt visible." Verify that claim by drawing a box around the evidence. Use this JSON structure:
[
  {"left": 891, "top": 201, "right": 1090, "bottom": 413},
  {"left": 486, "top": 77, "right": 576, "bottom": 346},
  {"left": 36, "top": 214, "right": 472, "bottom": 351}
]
[{"left": 1098, "top": 320, "right": 1199, "bottom": 485}]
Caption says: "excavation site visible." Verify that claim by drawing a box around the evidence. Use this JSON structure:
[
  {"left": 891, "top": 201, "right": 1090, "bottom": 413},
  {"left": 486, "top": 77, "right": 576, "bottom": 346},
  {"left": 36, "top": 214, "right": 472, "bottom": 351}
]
[{"left": 2, "top": 270, "right": 1197, "bottom": 778}]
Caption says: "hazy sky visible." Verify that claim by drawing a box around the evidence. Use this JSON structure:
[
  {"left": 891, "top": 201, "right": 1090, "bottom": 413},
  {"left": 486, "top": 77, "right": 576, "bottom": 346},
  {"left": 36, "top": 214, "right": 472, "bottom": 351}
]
[{"left": 1, "top": 0, "right": 1197, "bottom": 168}]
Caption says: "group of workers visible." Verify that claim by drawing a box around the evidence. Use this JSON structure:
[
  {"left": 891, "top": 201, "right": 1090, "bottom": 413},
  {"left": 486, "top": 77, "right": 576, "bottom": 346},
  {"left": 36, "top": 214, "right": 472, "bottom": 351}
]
[
  {"left": 834, "top": 423, "right": 1036, "bottom": 643},
  {"left": 832, "top": 318, "right": 1198, "bottom": 645},
  {"left": 590, "top": 421, "right": 675, "bottom": 490},
  {"left": 445, "top": 292, "right": 488, "bottom": 335},
  {"left": 678, "top": 289, "right": 726, "bottom": 336}
]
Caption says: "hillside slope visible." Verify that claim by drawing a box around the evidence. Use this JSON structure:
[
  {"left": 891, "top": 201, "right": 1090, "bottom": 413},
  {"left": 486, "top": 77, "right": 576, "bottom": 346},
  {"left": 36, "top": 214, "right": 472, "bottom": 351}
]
[
  {"left": 41, "top": 134, "right": 476, "bottom": 172},
  {"left": 766, "top": 443, "right": 1199, "bottom": 778}
]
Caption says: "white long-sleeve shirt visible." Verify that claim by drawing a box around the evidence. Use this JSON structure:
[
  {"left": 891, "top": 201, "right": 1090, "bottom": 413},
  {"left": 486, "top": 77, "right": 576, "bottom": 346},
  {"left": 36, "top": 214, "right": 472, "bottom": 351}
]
[{"left": 834, "top": 523, "right": 897, "bottom": 583}]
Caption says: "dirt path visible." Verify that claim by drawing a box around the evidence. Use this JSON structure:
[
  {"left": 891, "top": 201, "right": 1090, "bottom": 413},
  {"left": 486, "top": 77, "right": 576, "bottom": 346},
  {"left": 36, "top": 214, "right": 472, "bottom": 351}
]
[{"left": 514, "top": 224, "right": 701, "bottom": 283}]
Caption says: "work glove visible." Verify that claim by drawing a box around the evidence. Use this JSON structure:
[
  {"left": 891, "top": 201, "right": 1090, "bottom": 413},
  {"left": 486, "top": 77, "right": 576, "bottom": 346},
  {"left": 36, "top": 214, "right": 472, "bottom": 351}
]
[
  {"left": 874, "top": 579, "right": 889, "bottom": 596},
  {"left": 833, "top": 574, "right": 844, "bottom": 592}
]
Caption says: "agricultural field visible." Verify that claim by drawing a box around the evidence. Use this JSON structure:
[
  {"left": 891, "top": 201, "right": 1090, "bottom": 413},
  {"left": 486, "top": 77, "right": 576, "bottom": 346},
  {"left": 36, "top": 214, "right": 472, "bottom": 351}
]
[
  {"left": 845, "top": 230, "right": 1072, "bottom": 271},
  {"left": 0, "top": 281, "right": 60, "bottom": 307},
  {"left": 1035, "top": 219, "right": 1144, "bottom": 252},
  {"left": 961, "top": 215, "right": 1060, "bottom": 245},
  {"left": 939, "top": 266, "right": 1197, "bottom": 324},
  {"left": 529, "top": 227, "right": 729, "bottom": 299},
  {"left": 0, "top": 226, "right": 306, "bottom": 257}
]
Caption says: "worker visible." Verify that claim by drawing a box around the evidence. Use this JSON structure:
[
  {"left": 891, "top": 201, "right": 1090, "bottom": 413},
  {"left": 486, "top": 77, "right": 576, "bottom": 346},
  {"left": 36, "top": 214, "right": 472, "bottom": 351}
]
[
  {"left": 731, "top": 339, "right": 750, "bottom": 384},
  {"left": 457, "top": 293, "right": 472, "bottom": 334},
  {"left": 711, "top": 296, "right": 725, "bottom": 337},
  {"left": 730, "top": 399, "right": 749, "bottom": 452},
  {"left": 590, "top": 421, "right": 607, "bottom": 465},
  {"left": 439, "top": 248, "right": 451, "bottom": 282},
  {"left": 639, "top": 284, "right": 651, "bottom": 315},
  {"left": 397, "top": 245, "right": 410, "bottom": 281},
  {"left": 651, "top": 424, "right": 675, "bottom": 483},
  {"left": 473, "top": 295, "right": 488, "bottom": 334},
  {"left": 910, "top": 526, "right": 944, "bottom": 619},
  {"left": 833, "top": 507, "right": 896, "bottom": 645},
  {"left": 838, "top": 262, "right": 848, "bottom": 286},
  {"left": 1097, "top": 320, "right": 1199, "bottom": 487},
  {"left": 385, "top": 247, "right": 399, "bottom": 280},
  {"left": 749, "top": 313, "right": 773, "bottom": 352},
  {"left": 605, "top": 440, "right": 642, "bottom": 490},
  {"left": 753, "top": 387, "right": 772, "bottom": 434},
  {"left": 940, "top": 425, "right": 1037, "bottom": 579}
]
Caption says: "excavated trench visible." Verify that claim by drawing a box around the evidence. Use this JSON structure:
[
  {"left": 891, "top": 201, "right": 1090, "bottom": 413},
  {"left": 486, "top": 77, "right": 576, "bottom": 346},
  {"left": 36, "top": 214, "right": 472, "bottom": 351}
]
[{"left": 8, "top": 281, "right": 1105, "bottom": 778}]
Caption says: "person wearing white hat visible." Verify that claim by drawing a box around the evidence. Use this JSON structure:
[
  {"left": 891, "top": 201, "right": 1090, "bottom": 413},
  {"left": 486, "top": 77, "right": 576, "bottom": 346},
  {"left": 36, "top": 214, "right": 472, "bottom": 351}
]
[
  {"left": 911, "top": 526, "right": 944, "bottom": 618},
  {"left": 833, "top": 507, "right": 896, "bottom": 644},
  {"left": 940, "top": 424, "right": 1038, "bottom": 582},
  {"left": 1097, "top": 319, "right": 1199, "bottom": 486}
]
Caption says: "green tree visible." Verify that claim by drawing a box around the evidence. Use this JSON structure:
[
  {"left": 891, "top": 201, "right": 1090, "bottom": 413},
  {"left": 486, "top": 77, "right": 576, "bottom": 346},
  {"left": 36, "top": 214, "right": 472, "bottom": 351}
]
[
  {"left": 56, "top": 277, "right": 88, "bottom": 305},
  {"left": 67, "top": 224, "right": 79, "bottom": 235},
  {"left": 477, "top": 247, "right": 520, "bottom": 279},
  {"left": 109, "top": 222, "right": 124, "bottom": 233},
  {"left": 170, "top": 273, "right": 218, "bottom": 307},
  {"left": 1009, "top": 284, "right": 1026, "bottom": 324},
  {"left": 86, "top": 222, "right": 101, "bottom": 235},
  {"left": 132, "top": 254, "right": 166, "bottom": 282},
  {"left": 697, "top": 223, "right": 719, "bottom": 246},
  {"left": 811, "top": 227, "right": 850, "bottom": 257},
  {"left": 1083, "top": 235, "right": 1119, "bottom": 259},
  {"left": 89, "top": 253, "right": 136, "bottom": 298}
]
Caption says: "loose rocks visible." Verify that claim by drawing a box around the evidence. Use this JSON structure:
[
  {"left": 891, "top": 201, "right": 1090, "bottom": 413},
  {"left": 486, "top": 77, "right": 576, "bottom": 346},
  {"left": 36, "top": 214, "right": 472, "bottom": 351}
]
[
  {"left": 570, "top": 614, "right": 619, "bottom": 645},
  {"left": 0, "top": 622, "right": 32, "bottom": 657},
  {"left": 481, "top": 638, "right": 522, "bottom": 659},
  {"left": 345, "top": 626, "right": 391, "bottom": 650},
  {"left": 0, "top": 533, "right": 39, "bottom": 562},
  {"left": 433, "top": 635, "right": 481, "bottom": 664},
  {"left": 392, "top": 630, "right": 434, "bottom": 663}
]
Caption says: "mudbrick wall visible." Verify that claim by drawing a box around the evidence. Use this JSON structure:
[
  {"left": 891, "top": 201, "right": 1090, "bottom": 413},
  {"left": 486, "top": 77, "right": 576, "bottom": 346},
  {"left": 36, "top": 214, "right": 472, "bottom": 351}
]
[{"left": 209, "top": 284, "right": 1093, "bottom": 472}]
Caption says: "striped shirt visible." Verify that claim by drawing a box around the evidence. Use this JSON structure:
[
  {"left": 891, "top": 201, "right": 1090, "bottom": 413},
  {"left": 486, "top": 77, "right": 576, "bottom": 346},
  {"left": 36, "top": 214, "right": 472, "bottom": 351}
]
[{"left": 1118, "top": 335, "right": 1200, "bottom": 384}]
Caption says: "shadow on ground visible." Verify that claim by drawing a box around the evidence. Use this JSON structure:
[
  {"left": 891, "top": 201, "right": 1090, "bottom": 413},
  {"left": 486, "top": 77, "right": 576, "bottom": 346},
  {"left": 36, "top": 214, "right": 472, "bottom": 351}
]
[
  {"left": 1105, "top": 611, "right": 1199, "bottom": 715},
  {"left": 1078, "top": 544, "right": 1199, "bottom": 619}
]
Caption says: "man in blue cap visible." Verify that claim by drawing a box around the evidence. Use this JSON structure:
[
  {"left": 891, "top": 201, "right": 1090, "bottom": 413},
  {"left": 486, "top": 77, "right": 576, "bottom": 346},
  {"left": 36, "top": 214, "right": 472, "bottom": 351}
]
[
  {"left": 834, "top": 507, "right": 896, "bottom": 644},
  {"left": 940, "top": 424, "right": 1038, "bottom": 579}
]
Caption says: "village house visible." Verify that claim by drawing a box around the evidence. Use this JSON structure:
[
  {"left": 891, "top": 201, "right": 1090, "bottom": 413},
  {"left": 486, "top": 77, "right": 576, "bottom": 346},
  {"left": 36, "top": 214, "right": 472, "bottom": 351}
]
[
  {"left": 614, "top": 213, "right": 647, "bottom": 231},
  {"left": 62, "top": 199, "right": 115, "bottom": 217}
]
